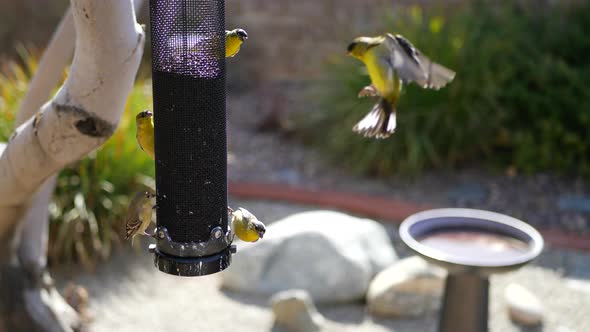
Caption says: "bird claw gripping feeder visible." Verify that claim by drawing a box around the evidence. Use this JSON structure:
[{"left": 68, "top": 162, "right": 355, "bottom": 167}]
[{"left": 147, "top": 0, "right": 234, "bottom": 276}]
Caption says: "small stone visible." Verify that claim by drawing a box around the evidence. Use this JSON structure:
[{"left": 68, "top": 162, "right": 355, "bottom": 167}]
[
  {"left": 447, "top": 183, "right": 488, "bottom": 205},
  {"left": 366, "top": 256, "right": 446, "bottom": 318},
  {"left": 271, "top": 290, "right": 325, "bottom": 332},
  {"left": 504, "top": 283, "right": 544, "bottom": 326},
  {"left": 565, "top": 278, "right": 590, "bottom": 294},
  {"left": 275, "top": 168, "right": 302, "bottom": 185},
  {"left": 556, "top": 327, "right": 575, "bottom": 332},
  {"left": 63, "top": 282, "right": 92, "bottom": 323},
  {"left": 63, "top": 282, "right": 89, "bottom": 314},
  {"left": 558, "top": 195, "right": 590, "bottom": 214}
]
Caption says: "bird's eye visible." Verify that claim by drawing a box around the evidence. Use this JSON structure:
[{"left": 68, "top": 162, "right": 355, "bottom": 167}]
[
  {"left": 237, "top": 29, "right": 248, "bottom": 39},
  {"left": 347, "top": 43, "right": 356, "bottom": 53}
]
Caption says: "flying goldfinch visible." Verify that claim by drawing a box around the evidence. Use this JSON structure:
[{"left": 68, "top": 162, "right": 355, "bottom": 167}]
[
  {"left": 125, "top": 190, "right": 157, "bottom": 244},
  {"left": 347, "top": 33, "right": 455, "bottom": 138},
  {"left": 228, "top": 207, "right": 266, "bottom": 242},
  {"left": 225, "top": 28, "right": 248, "bottom": 58},
  {"left": 136, "top": 110, "right": 155, "bottom": 160}
]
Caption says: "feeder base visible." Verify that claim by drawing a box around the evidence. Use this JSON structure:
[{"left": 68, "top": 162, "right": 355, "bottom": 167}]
[{"left": 150, "top": 244, "right": 235, "bottom": 277}]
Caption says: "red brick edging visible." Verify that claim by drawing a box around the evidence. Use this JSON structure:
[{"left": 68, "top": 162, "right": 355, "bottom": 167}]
[{"left": 229, "top": 181, "right": 590, "bottom": 252}]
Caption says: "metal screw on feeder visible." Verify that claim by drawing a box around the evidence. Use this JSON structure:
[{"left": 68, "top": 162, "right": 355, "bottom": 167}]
[
  {"left": 148, "top": 0, "right": 232, "bottom": 277},
  {"left": 211, "top": 227, "right": 223, "bottom": 239},
  {"left": 399, "top": 208, "right": 544, "bottom": 332}
]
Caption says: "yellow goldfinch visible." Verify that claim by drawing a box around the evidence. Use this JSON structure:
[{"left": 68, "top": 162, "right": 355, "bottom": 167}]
[
  {"left": 225, "top": 28, "right": 248, "bottom": 58},
  {"left": 136, "top": 110, "right": 155, "bottom": 160},
  {"left": 347, "top": 33, "right": 455, "bottom": 138},
  {"left": 136, "top": 31, "right": 247, "bottom": 159},
  {"left": 228, "top": 207, "right": 266, "bottom": 242},
  {"left": 125, "top": 190, "right": 157, "bottom": 243}
]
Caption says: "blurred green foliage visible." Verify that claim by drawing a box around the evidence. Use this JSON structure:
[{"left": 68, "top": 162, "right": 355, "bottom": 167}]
[
  {"left": 0, "top": 52, "right": 154, "bottom": 268},
  {"left": 297, "top": 1, "right": 590, "bottom": 176}
]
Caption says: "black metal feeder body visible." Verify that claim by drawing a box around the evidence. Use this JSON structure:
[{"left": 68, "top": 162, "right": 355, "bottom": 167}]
[{"left": 148, "top": 0, "right": 233, "bottom": 276}]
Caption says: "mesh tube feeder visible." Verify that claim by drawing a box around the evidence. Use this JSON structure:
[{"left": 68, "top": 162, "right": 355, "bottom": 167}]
[{"left": 148, "top": 0, "right": 233, "bottom": 276}]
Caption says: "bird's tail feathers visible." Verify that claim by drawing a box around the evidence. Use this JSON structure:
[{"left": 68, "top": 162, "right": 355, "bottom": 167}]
[{"left": 353, "top": 99, "right": 396, "bottom": 139}]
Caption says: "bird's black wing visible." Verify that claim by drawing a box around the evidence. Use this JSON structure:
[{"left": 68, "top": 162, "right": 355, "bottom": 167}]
[{"left": 384, "top": 34, "right": 455, "bottom": 89}]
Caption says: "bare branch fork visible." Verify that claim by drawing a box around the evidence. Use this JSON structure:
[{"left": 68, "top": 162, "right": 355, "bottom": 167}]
[{"left": 0, "top": 1, "right": 145, "bottom": 331}]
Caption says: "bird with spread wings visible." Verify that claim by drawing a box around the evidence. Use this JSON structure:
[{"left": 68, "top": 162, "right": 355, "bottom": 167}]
[{"left": 347, "top": 33, "right": 455, "bottom": 139}]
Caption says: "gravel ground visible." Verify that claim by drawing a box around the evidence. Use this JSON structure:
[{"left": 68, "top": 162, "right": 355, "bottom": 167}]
[
  {"left": 53, "top": 200, "right": 590, "bottom": 332},
  {"left": 226, "top": 89, "right": 590, "bottom": 234},
  {"left": 51, "top": 87, "right": 590, "bottom": 331}
]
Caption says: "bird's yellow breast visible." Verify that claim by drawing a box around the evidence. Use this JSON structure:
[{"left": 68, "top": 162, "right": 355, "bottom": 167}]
[
  {"left": 232, "top": 218, "right": 260, "bottom": 242},
  {"left": 140, "top": 200, "right": 153, "bottom": 224},
  {"left": 226, "top": 36, "right": 242, "bottom": 58},
  {"left": 363, "top": 51, "right": 390, "bottom": 94},
  {"left": 362, "top": 49, "right": 402, "bottom": 103},
  {"left": 136, "top": 118, "right": 155, "bottom": 159}
]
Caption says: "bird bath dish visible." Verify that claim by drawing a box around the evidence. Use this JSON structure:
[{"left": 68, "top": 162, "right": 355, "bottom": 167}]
[{"left": 399, "top": 208, "right": 544, "bottom": 332}]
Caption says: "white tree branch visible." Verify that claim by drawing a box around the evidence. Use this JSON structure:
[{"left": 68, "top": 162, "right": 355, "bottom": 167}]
[
  {"left": 17, "top": 7, "right": 75, "bottom": 124},
  {"left": 14, "top": 5, "right": 75, "bottom": 279},
  {"left": 17, "top": 0, "right": 144, "bottom": 123},
  {"left": 14, "top": 0, "right": 146, "bottom": 284},
  {"left": 0, "top": 2, "right": 147, "bottom": 331},
  {"left": 16, "top": 176, "right": 56, "bottom": 274},
  {"left": 0, "top": 0, "right": 145, "bottom": 237}
]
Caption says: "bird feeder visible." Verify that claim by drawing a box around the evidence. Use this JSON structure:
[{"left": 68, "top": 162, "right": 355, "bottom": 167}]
[{"left": 148, "top": 0, "right": 233, "bottom": 276}]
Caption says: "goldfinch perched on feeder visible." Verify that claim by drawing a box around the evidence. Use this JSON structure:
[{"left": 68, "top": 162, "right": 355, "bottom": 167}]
[
  {"left": 347, "top": 33, "right": 455, "bottom": 139},
  {"left": 125, "top": 190, "right": 157, "bottom": 243},
  {"left": 228, "top": 207, "right": 266, "bottom": 242},
  {"left": 136, "top": 110, "right": 155, "bottom": 160},
  {"left": 225, "top": 28, "right": 248, "bottom": 58}
]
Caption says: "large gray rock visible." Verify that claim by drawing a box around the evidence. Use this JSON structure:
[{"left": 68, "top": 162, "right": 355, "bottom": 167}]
[
  {"left": 366, "top": 256, "right": 446, "bottom": 318},
  {"left": 220, "top": 210, "right": 397, "bottom": 303},
  {"left": 271, "top": 289, "right": 324, "bottom": 332}
]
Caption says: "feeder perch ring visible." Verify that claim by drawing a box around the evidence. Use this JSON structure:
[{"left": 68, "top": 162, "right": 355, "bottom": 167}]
[
  {"left": 150, "top": 243, "right": 235, "bottom": 277},
  {"left": 154, "top": 226, "right": 232, "bottom": 258}
]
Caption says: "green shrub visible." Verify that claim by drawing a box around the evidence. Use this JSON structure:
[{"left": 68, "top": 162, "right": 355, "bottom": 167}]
[
  {"left": 1, "top": 53, "right": 154, "bottom": 268},
  {"left": 48, "top": 82, "right": 155, "bottom": 268},
  {"left": 297, "top": 1, "right": 590, "bottom": 176}
]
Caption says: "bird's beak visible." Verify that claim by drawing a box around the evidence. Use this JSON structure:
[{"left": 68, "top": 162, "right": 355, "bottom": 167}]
[{"left": 257, "top": 228, "right": 265, "bottom": 239}]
